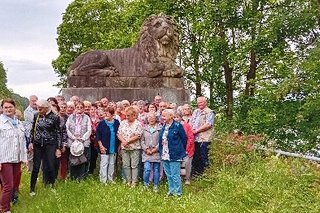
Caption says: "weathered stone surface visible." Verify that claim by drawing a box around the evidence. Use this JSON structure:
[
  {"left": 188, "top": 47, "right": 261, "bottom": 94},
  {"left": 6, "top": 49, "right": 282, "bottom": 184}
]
[
  {"left": 62, "top": 87, "right": 190, "bottom": 104},
  {"left": 68, "top": 14, "right": 183, "bottom": 83},
  {"left": 64, "top": 14, "right": 190, "bottom": 103},
  {"left": 68, "top": 76, "right": 185, "bottom": 88}
]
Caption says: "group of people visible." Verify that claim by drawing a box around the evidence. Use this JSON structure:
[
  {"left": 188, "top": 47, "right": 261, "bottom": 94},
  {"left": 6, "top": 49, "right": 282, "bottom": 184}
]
[{"left": 0, "top": 94, "right": 214, "bottom": 213}]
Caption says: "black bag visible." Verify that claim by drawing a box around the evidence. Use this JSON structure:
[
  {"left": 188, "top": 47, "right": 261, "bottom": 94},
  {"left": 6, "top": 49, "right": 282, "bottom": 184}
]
[{"left": 69, "top": 153, "right": 87, "bottom": 166}]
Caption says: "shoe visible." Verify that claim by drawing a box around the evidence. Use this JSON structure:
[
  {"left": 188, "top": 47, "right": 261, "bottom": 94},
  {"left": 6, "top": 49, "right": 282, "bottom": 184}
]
[
  {"left": 153, "top": 186, "right": 159, "bottom": 192},
  {"left": 131, "top": 182, "right": 137, "bottom": 188},
  {"left": 166, "top": 193, "right": 173, "bottom": 197},
  {"left": 12, "top": 192, "right": 19, "bottom": 204},
  {"left": 185, "top": 180, "right": 191, "bottom": 185},
  {"left": 29, "top": 191, "right": 36, "bottom": 197}
]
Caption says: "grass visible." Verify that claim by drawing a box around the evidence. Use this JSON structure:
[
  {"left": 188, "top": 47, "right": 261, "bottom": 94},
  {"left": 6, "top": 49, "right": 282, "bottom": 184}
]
[{"left": 11, "top": 137, "right": 320, "bottom": 213}]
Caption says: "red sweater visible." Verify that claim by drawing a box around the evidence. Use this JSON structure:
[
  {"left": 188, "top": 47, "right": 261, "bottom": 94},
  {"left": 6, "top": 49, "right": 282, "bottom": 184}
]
[{"left": 183, "top": 121, "right": 195, "bottom": 157}]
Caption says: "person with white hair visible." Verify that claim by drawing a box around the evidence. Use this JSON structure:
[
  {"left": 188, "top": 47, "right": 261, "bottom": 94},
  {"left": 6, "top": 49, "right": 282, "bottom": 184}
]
[
  {"left": 191, "top": 96, "right": 215, "bottom": 175},
  {"left": 141, "top": 112, "right": 162, "bottom": 192},
  {"left": 159, "top": 109, "right": 187, "bottom": 196},
  {"left": 23, "top": 95, "right": 38, "bottom": 172},
  {"left": 66, "top": 101, "right": 75, "bottom": 116},
  {"left": 29, "top": 100, "right": 62, "bottom": 196},
  {"left": 66, "top": 102, "right": 92, "bottom": 181}
]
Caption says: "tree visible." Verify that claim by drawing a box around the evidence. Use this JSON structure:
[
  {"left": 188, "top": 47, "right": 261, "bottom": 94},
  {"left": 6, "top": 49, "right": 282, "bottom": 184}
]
[{"left": 0, "top": 61, "right": 11, "bottom": 99}]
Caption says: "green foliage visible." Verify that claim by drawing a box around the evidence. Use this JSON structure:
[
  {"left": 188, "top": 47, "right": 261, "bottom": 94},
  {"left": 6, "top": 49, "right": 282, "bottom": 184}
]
[
  {"left": 53, "top": 0, "right": 320, "bottom": 151},
  {"left": 0, "top": 61, "right": 11, "bottom": 99},
  {"left": 13, "top": 138, "right": 320, "bottom": 212}
]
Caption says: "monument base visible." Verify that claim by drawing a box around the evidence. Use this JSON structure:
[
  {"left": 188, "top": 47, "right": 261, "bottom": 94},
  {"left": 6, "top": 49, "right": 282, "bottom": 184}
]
[{"left": 62, "top": 87, "right": 190, "bottom": 104}]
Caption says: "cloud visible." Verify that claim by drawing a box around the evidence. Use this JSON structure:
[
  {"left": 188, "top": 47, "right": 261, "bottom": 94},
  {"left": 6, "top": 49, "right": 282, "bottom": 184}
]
[
  {"left": 0, "top": 0, "right": 71, "bottom": 98},
  {"left": 4, "top": 58, "right": 58, "bottom": 85}
]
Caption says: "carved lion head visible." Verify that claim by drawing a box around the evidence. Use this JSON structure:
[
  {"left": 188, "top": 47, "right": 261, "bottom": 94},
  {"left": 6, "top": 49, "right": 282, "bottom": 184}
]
[{"left": 136, "top": 15, "right": 179, "bottom": 61}]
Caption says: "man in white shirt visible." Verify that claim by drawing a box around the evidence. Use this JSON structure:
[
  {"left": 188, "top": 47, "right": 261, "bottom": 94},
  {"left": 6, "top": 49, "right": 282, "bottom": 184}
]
[{"left": 23, "top": 95, "right": 38, "bottom": 172}]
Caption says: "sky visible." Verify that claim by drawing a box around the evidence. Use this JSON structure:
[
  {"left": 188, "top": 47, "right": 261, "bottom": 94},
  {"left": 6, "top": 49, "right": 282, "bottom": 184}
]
[{"left": 0, "top": 0, "right": 72, "bottom": 99}]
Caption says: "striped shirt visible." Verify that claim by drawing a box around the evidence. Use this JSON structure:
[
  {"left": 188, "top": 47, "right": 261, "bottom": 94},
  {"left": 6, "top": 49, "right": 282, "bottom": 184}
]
[{"left": 0, "top": 114, "right": 27, "bottom": 163}]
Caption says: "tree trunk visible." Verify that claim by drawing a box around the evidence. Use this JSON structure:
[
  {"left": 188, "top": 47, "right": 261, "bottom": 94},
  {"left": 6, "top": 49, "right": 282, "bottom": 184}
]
[
  {"left": 245, "top": 49, "right": 257, "bottom": 96},
  {"left": 209, "top": 80, "right": 214, "bottom": 109},
  {"left": 191, "top": 33, "right": 202, "bottom": 97},
  {"left": 223, "top": 60, "right": 234, "bottom": 119},
  {"left": 218, "top": 21, "right": 234, "bottom": 118}
]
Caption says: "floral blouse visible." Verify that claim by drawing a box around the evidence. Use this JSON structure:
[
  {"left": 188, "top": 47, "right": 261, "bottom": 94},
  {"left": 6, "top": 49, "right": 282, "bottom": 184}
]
[
  {"left": 118, "top": 119, "right": 143, "bottom": 150},
  {"left": 161, "top": 125, "right": 170, "bottom": 160}
]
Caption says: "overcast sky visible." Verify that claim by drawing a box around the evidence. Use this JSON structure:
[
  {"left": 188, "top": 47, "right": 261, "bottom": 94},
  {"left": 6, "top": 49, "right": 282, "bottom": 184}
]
[{"left": 0, "top": 0, "right": 72, "bottom": 99}]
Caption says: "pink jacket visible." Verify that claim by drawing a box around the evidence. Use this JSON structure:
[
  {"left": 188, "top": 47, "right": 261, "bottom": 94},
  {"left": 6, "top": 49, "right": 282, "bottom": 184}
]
[{"left": 183, "top": 121, "right": 195, "bottom": 157}]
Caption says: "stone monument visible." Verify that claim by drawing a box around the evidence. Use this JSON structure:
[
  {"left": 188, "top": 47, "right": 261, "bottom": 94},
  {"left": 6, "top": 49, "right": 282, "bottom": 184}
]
[{"left": 62, "top": 14, "right": 189, "bottom": 103}]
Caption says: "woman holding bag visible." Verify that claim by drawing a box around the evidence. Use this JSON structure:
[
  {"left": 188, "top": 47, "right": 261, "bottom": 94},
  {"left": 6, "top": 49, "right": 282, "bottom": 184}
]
[{"left": 66, "top": 102, "right": 92, "bottom": 180}]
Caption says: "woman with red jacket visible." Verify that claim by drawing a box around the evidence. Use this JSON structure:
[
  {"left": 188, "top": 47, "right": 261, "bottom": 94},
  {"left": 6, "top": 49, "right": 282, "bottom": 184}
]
[{"left": 174, "top": 111, "right": 194, "bottom": 184}]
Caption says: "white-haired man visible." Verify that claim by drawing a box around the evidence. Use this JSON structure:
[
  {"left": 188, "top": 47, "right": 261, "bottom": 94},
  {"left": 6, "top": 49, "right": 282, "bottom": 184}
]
[
  {"left": 191, "top": 96, "right": 214, "bottom": 175},
  {"left": 23, "top": 95, "right": 38, "bottom": 172}
]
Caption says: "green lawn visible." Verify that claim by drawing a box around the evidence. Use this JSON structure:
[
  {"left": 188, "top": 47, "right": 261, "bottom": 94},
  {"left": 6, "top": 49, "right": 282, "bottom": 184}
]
[{"left": 12, "top": 139, "right": 320, "bottom": 213}]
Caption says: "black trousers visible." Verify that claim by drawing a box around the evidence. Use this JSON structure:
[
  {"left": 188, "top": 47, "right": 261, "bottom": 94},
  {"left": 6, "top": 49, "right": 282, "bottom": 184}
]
[
  {"left": 70, "top": 147, "right": 90, "bottom": 181},
  {"left": 88, "top": 143, "right": 98, "bottom": 174},
  {"left": 192, "top": 142, "right": 206, "bottom": 176},
  {"left": 30, "top": 143, "right": 56, "bottom": 192}
]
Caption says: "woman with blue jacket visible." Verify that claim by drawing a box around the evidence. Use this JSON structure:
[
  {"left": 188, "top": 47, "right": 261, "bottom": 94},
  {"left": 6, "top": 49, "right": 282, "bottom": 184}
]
[
  {"left": 159, "top": 109, "right": 187, "bottom": 196},
  {"left": 96, "top": 107, "right": 120, "bottom": 183}
]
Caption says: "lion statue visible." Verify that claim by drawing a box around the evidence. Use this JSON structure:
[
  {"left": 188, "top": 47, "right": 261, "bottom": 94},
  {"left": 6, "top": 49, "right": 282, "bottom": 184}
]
[{"left": 69, "top": 14, "right": 184, "bottom": 78}]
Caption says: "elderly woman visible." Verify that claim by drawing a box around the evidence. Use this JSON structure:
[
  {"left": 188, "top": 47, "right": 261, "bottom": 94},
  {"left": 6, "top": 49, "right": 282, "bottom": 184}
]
[
  {"left": 96, "top": 107, "right": 120, "bottom": 183},
  {"left": 58, "top": 102, "right": 69, "bottom": 180},
  {"left": 141, "top": 112, "right": 162, "bottom": 192},
  {"left": 182, "top": 104, "right": 193, "bottom": 124},
  {"left": 174, "top": 111, "right": 194, "bottom": 185},
  {"left": 0, "top": 99, "right": 27, "bottom": 213},
  {"left": 137, "top": 100, "right": 147, "bottom": 126},
  {"left": 117, "top": 106, "right": 143, "bottom": 187},
  {"left": 29, "top": 100, "right": 61, "bottom": 196},
  {"left": 159, "top": 109, "right": 187, "bottom": 196},
  {"left": 66, "top": 102, "right": 92, "bottom": 181}
]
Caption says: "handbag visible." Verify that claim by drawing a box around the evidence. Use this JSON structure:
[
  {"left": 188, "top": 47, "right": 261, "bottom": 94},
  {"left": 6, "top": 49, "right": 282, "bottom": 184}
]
[{"left": 69, "top": 153, "right": 87, "bottom": 166}]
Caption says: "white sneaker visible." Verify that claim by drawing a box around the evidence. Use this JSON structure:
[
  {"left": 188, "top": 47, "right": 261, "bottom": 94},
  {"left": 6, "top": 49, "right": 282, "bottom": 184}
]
[
  {"left": 153, "top": 186, "right": 159, "bottom": 192},
  {"left": 29, "top": 191, "right": 36, "bottom": 197},
  {"left": 185, "top": 180, "right": 191, "bottom": 185}
]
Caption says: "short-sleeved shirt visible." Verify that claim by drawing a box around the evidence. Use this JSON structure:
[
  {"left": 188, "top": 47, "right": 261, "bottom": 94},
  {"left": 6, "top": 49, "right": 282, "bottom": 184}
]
[{"left": 118, "top": 119, "right": 143, "bottom": 150}]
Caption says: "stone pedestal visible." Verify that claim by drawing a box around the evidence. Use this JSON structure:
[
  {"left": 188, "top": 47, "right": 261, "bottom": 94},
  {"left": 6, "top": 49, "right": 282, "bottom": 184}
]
[
  {"left": 63, "top": 76, "right": 190, "bottom": 104},
  {"left": 62, "top": 87, "right": 190, "bottom": 104}
]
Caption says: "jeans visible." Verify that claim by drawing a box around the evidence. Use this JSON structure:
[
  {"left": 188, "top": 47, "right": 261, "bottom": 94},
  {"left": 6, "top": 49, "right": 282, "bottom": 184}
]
[
  {"left": 0, "top": 163, "right": 21, "bottom": 212},
  {"left": 162, "top": 161, "right": 182, "bottom": 195},
  {"left": 122, "top": 149, "right": 140, "bottom": 183},
  {"left": 100, "top": 153, "right": 116, "bottom": 183},
  {"left": 143, "top": 162, "right": 160, "bottom": 187}
]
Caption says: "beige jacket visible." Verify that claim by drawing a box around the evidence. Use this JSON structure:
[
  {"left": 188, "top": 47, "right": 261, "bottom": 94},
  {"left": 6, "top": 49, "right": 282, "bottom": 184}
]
[{"left": 191, "top": 107, "right": 214, "bottom": 142}]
